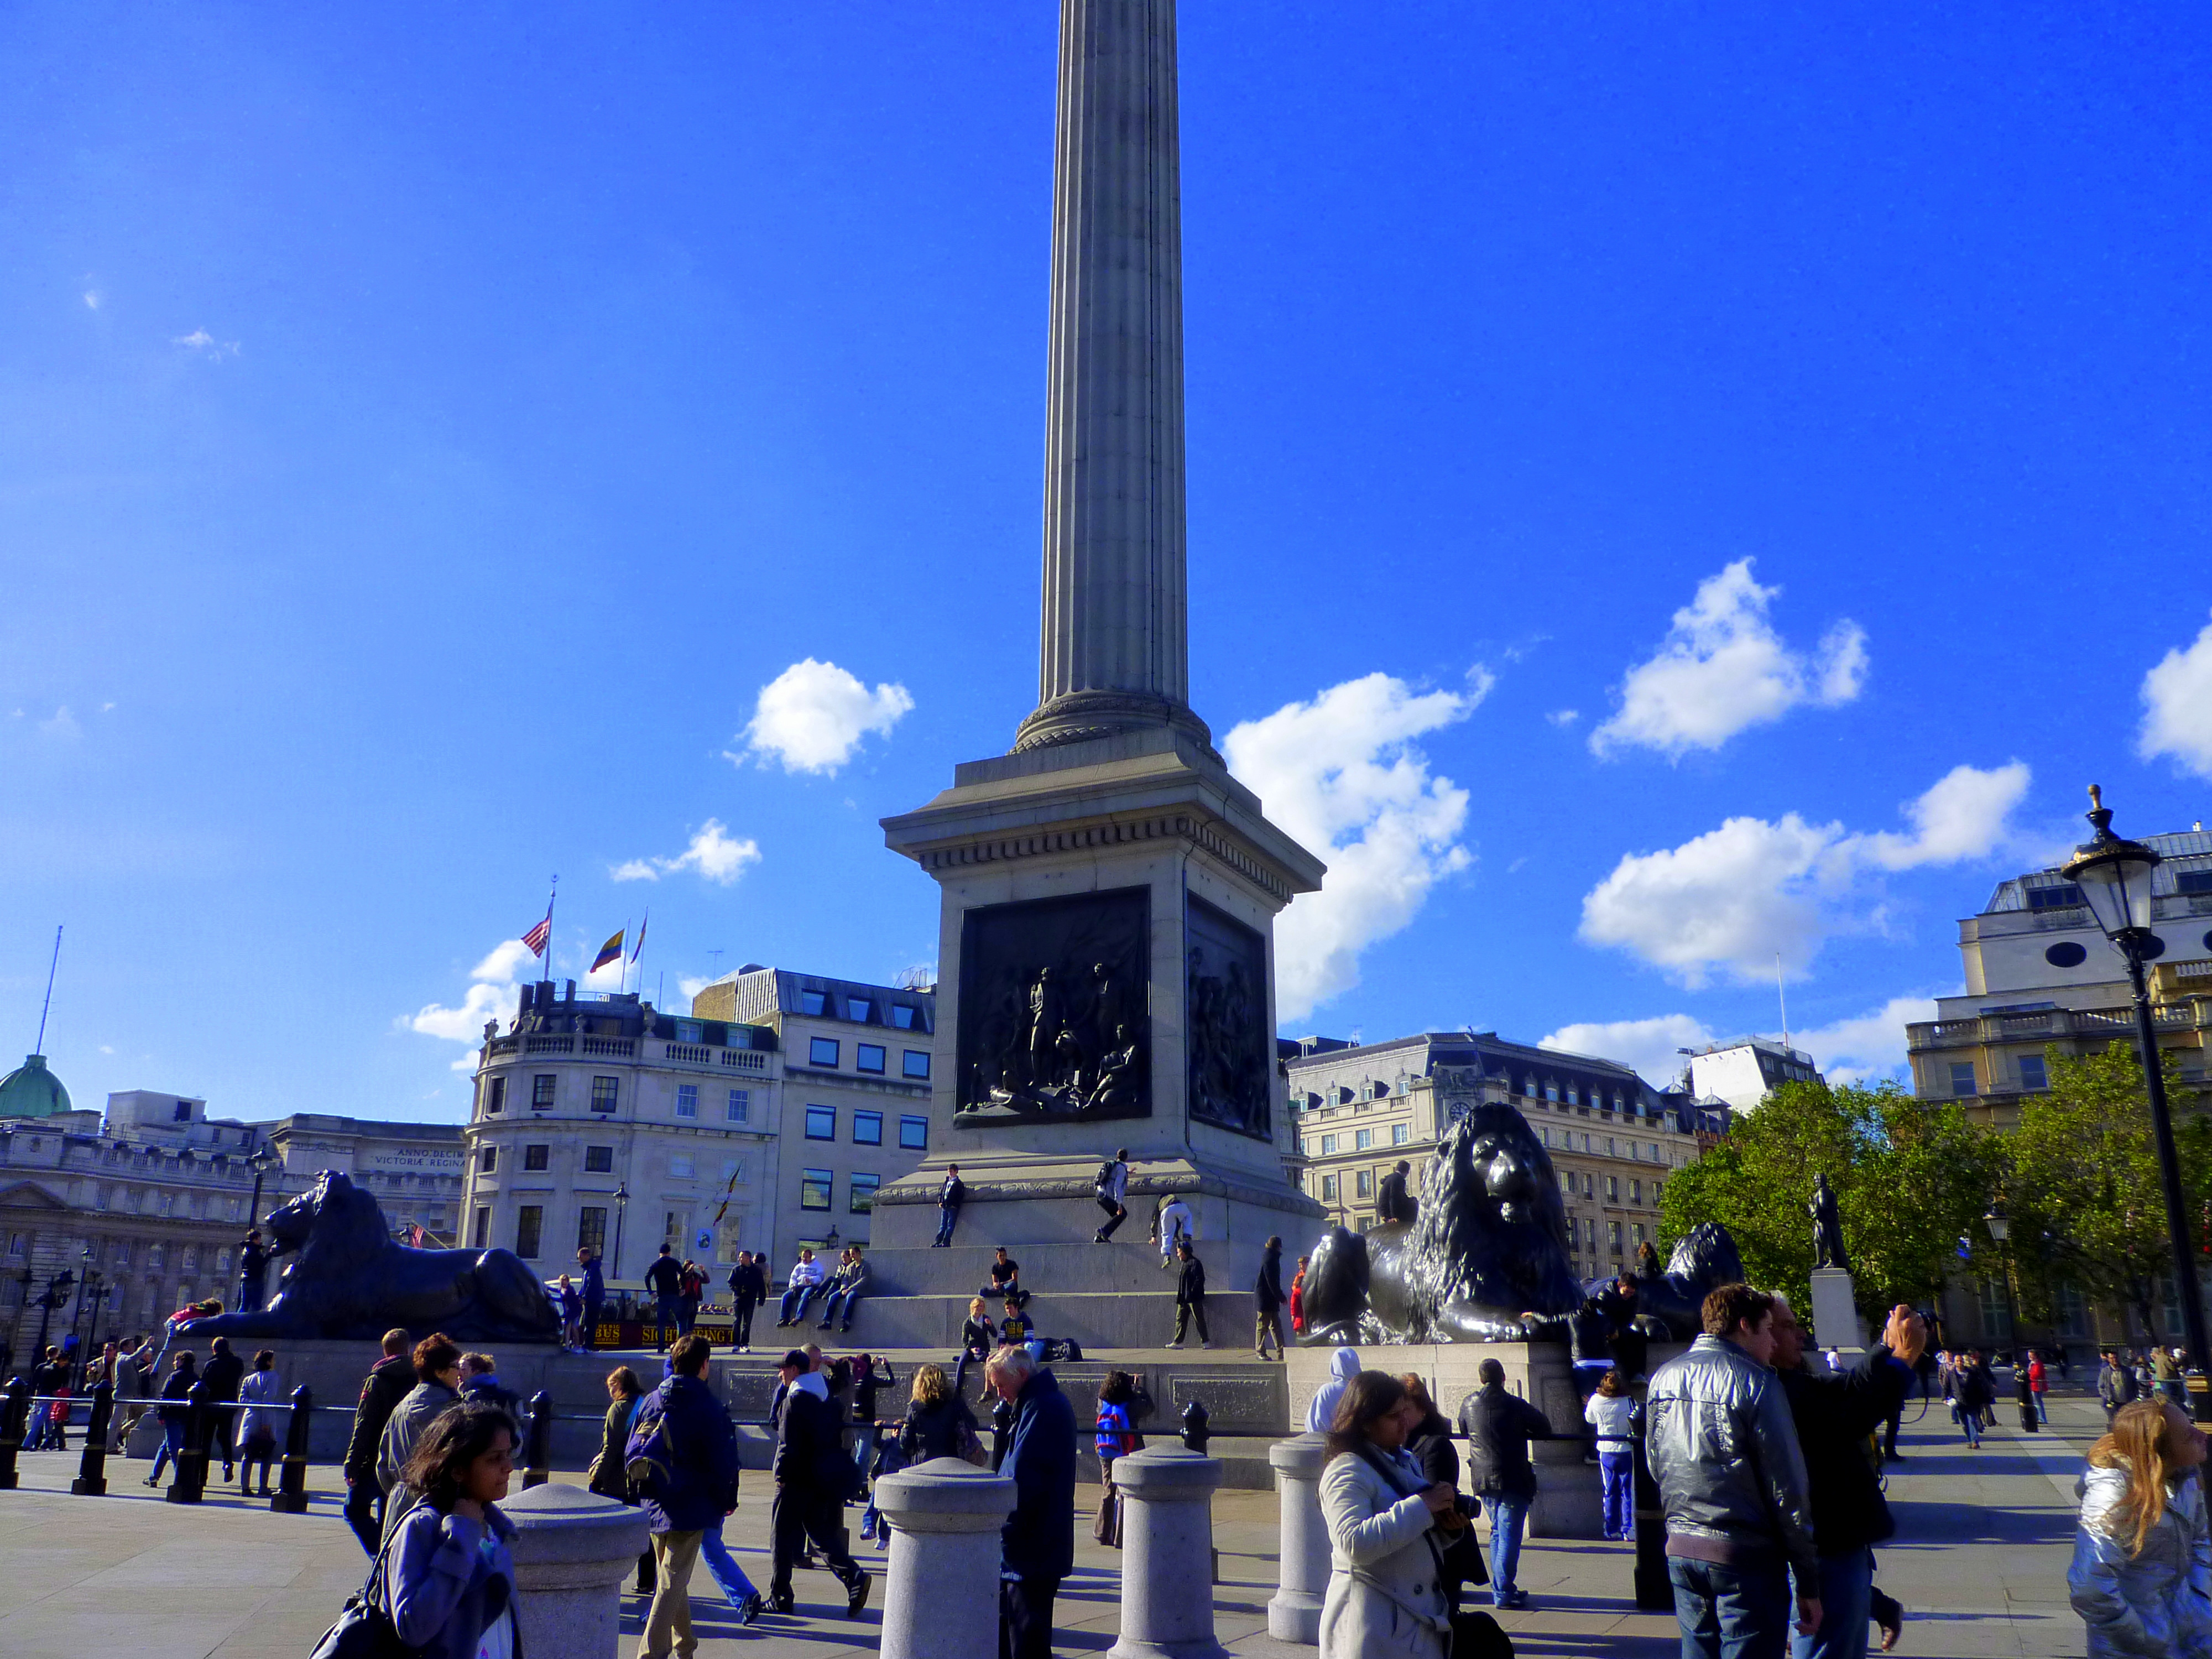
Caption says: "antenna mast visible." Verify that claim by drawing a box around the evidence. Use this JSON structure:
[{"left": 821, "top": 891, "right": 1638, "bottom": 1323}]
[
  {"left": 34, "top": 925, "right": 61, "bottom": 1052},
  {"left": 1775, "top": 953, "right": 1791, "bottom": 1052}
]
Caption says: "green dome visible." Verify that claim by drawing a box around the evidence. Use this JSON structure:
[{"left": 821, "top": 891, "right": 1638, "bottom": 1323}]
[{"left": 0, "top": 1053, "right": 71, "bottom": 1119}]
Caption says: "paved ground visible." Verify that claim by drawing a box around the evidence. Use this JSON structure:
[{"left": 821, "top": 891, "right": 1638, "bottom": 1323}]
[{"left": 0, "top": 1379, "right": 2105, "bottom": 1657}]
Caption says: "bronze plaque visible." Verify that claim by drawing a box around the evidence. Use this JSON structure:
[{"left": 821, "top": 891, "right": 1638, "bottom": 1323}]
[{"left": 1186, "top": 895, "right": 1272, "bottom": 1141}]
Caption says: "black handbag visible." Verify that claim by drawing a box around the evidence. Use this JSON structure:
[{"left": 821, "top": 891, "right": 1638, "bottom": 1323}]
[{"left": 307, "top": 1524, "right": 427, "bottom": 1659}]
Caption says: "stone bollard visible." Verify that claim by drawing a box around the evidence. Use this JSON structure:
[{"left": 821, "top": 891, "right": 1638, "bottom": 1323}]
[
  {"left": 503, "top": 1481, "right": 651, "bottom": 1659},
  {"left": 523, "top": 1390, "right": 553, "bottom": 1489},
  {"left": 0, "top": 1375, "right": 31, "bottom": 1491},
  {"left": 1108, "top": 1444, "right": 1229, "bottom": 1659},
  {"left": 873, "top": 1455, "right": 1017, "bottom": 1659},
  {"left": 270, "top": 1386, "right": 313, "bottom": 1514},
  {"left": 166, "top": 1379, "right": 213, "bottom": 1505},
  {"left": 71, "top": 1381, "right": 115, "bottom": 1495},
  {"left": 1266, "top": 1433, "right": 1330, "bottom": 1644}
]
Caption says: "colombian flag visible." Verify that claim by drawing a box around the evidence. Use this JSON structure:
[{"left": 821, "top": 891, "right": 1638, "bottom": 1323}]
[{"left": 591, "top": 929, "right": 625, "bottom": 972}]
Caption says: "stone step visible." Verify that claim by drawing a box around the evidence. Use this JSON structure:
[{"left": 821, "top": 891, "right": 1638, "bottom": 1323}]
[
  {"left": 785, "top": 1288, "right": 1262, "bottom": 1352},
  {"left": 862, "top": 1239, "right": 1221, "bottom": 1298}
]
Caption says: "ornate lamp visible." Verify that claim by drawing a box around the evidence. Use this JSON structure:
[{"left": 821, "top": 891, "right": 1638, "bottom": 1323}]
[{"left": 2063, "top": 786, "right": 2163, "bottom": 942}]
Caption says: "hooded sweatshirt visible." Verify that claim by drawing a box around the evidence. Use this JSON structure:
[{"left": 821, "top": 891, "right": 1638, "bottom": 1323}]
[{"left": 1305, "top": 1348, "right": 1361, "bottom": 1433}]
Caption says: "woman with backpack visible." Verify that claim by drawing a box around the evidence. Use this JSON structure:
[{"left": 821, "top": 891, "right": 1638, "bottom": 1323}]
[
  {"left": 1094, "top": 1370, "right": 1141, "bottom": 1548},
  {"left": 587, "top": 1366, "right": 655, "bottom": 1596}
]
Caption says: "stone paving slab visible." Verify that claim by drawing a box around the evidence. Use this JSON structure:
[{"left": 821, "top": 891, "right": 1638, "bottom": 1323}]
[{"left": 0, "top": 1383, "right": 2109, "bottom": 1656}]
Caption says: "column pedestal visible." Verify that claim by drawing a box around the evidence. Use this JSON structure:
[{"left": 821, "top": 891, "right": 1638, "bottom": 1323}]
[
  {"left": 502, "top": 1482, "right": 651, "bottom": 1659},
  {"left": 873, "top": 1456, "right": 1018, "bottom": 1659},
  {"left": 1110, "top": 1444, "right": 1228, "bottom": 1659},
  {"left": 1266, "top": 1432, "right": 1329, "bottom": 1644},
  {"left": 1810, "top": 1267, "right": 1867, "bottom": 1352}
]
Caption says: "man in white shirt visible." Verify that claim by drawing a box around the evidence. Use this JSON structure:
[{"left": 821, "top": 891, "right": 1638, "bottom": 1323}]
[
  {"left": 776, "top": 1249, "right": 825, "bottom": 1327},
  {"left": 1093, "top": 1149, "right": 1131, "bottom": 1243},
  {"left": 1156, "top": 1194, "right": 1194, "bottom": 1269}
]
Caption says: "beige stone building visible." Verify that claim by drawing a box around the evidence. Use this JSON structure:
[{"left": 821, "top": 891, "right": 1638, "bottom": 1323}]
[{"left": 1284, "top": 1032, "right": 1716, "bottom": 1284}]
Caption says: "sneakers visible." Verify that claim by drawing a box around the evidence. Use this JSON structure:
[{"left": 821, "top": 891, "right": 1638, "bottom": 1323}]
[
  {"left": 1495, "top": 1590, "right": 1531, "bottom": 1611},
  {"left": 1093, "top": 1230, "right": 1110, "bottom": 1243},
  {"left": 1165, "top": 1341, "right": 1185, "bottom": 1350},
  {"left": 846, "top": 1573, "right": 872, "bottom": 1618},
  {"left": 738, "top": 1593, "right": 763, "bottom": 1626},
  {"left": 769, "top": 1591, "right": 795, "bottom": 1616},
  {"left": 1199, "top": 1342, "right": 1213, "bottom": 1349}
]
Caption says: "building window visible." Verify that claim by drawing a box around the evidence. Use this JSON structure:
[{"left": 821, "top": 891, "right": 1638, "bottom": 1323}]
[
  {"left": 1354, "top": 1129, "right": 1373, "bottom": 1150},
  {"left": 902, "top": 1049, "right": 931, "bottom": 1080},
  {"left": 854, "top": 1110, "right": 883, "bottom": 1145},
  {"left": 2027, "top": 883, "right": 2086, "bottom": 910},
  {"left": 801, "top": 1168, "right": 833, "bottom": 1211},
  {"left": 850, "top": 1172, "right": 880, "bottom": 1213},
  {"left": 524, "top": 1145, "right": 549, "bottom": 1172},
  {"left": 591, "top": 1077, "right": 619, "bottom": 1113},
  {"left": 533, "top": 1075, "right": 556, "bottom": 1110},
  {"left": 471, "top": 1208, "right": 489, "bottom": 1248},
  {"left": 727, "top": 1088, "right": 750, "bottom": 1123},
  {"left": 1320, "top": 1134, "right": 1337, "bottom": 1155},
  {"left": 1545, "top": 1083, "right": 1559, "bottom": 1102},
  {"left": 173, "top": 1100, "right": 191, "bottom": 1122},
  {"left": 1606, "top": 1176, "right": 1619, "bottom": 1201},
  {"left": 676, "top": 1084, "right": 698, "bottom": 1119},
  {"left": 112, "top": 1240, "right": 130, "bottom": 1267},
  {"left": 1391, "top": 1123, "right": 1408, "bottom": 1146},
  {"left": 899, "top": 1115, "right": 929, "bottom": 1151},
  {"left": 1633, "top": 1222, "right": 1646, "bottom": 1248},
  {"left": 2019, "top": 1054, "right": 2049, "bottom": 1092},
  {"left": 1320, "top": 1174, "right": 1339, "bottom": 1202},
  {"left": 806, "top": 1105, "right": 836, "bottom": 1140},
  {"left": 478, "top": 1146, "right": 497, "bottom": 1174},
  {"left": 516, "top": 1206, "right": 543, "bottom": 1260},
  {"left": 1608, "top": 1221, "right": 1623, "bottom": 1253},
  {"left": 798, "top": 989, "right": 827, "bottom": 1016},
  {"left": 1582, "top": 1172, "right": 1594, "bottom": 1197},
  {"left": 484, "top": 1077, "right": 506, "bottom": 1115},
  {"left": 892, "top": 1005, "right": 917, "bottom": 1029},
  {"left": 848, "top": 998, "right": 872, "bottom": 1022},
  {"left": 857, "top": 1044, "right": 885, "bottom": 1074},
  {"left": 1558, "top": 1170, "right": 1572, "bottom": 1192},
  {"left": 1630, "top": 1178, "right": 1642, "bottom": 1203},
  {"left": 810, "top": 1037, "right": 839, "bottom": 1068},
  {"left": 585, "top": 1146, "right": 613, "bottom": 1173},
  {"left": 577, "top": 1207, "right": 606, "bottom": 1259},
  {"left": 1354, "top": 1168, "right": 1375, "bottom": 1199},
  {"left": 670, "top": 1153, "right": 694, "bottom": 1179},
  {"left": 1949, "top": 1062, "right": 1977, "bottom": 1098}
]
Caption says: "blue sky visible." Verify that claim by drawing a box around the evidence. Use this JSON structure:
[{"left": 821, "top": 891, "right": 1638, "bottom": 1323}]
[{"left": 5, "top": 4, "right": 2210, "bottom": 1124}]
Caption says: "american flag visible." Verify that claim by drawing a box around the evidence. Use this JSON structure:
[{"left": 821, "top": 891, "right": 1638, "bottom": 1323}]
[{"left": 522, "top": 916, "right": 551, "bottom": 957}]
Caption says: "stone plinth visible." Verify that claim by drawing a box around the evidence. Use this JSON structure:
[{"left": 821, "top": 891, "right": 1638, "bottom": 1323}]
[
  {"left": 502, "top": 1481, "right": 651, "bottom": 1659},
  {"left": 1809, "top": 1269, "right": 1866, "bottom": 1352},
  {"left": 874, "top": 1457, "right": 1018, "bottom": 1659},
  {"left": 1110, "top": 1444, "right": 1230, "bottom": 1659},
  {"left": 1266, "top": 1432, "right": 1329, "bottom": 1644}
]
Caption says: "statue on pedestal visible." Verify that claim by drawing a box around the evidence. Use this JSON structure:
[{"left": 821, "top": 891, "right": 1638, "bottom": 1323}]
[{"left": 1810, "top": 1173, "right": 1850, "bottom": 1274}]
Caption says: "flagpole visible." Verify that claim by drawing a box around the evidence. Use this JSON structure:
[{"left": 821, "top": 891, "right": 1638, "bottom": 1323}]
[
  {"left": 544, "top": 875, "right": 558, "bottom": 985},
  {"left": 34, "top": 925, "right": 61, "bottom": 1052}
]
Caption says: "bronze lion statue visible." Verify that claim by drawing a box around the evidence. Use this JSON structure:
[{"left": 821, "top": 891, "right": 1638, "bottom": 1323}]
[
  {"left": 1300, "top": 1103, "right": 1585, "bottom": 1343},
  {"left": 170, "top": 1170, "right": 559, "bottom": 1345},
  {"left": 1624, "top": 1221, "right": 1747, "bottom": 1340}
]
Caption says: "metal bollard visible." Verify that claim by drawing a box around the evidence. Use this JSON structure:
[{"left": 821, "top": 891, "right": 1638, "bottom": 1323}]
[
  {"left": 522, "top": 1390, "right": 552, "bottom": 1489},
  {"left": 166, "top": 1379, "right": 213, "bottom": 1505},
  {"left": 70, "top": 1381, "right": 115, "bottom": 1495},
  {"left": 1180, "top": 1397, "right": 1209, "bottom": 1454},
  {"left": 270, "top": 1385, "right": 312, "bottom": 1514},
  {"left": 0, "top": 1375, "right": 30, "bottom": 1490}
]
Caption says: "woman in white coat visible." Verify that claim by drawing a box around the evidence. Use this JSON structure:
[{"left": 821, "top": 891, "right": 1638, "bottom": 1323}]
[{"left": 1318, "top": 1369, "right": 1460, "bottom": 1659}]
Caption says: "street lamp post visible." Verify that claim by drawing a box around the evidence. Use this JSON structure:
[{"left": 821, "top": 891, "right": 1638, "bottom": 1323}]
[
  {"left": 2058, "top": 785, "right": 2212, "bottom": 1418},
  {"left": 1983, "top": 1204, "right": 2022, "bottom": 1358},
  {"left": 246, "top": 1147, "right": 279, "bottom": 1229},
  {"left": 610, "top": 1183, "right": 629, "bottom": 1285},
  {"left": 30, "top": 1269, "right": 74, "bottom": 1364}
]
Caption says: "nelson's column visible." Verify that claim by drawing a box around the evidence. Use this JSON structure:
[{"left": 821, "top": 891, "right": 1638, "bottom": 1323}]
[{"left": 874, "top": 0, "right": 1328, "bottom": 1349}]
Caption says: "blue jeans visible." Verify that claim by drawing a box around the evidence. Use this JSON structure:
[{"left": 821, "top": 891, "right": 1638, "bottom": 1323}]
[
  {"left": 780, "top": 1284, "right": 823, "bottom": 1324},
  {"left": 821, "top": 1287, "right": 864, "bottom": 1329},
  {"left": 1485, "top": 1494, "right": 1529, "bottom": 1602},
  {"left": 1959, "top": 1405, "right": 1981, "bottom": 1447},
  {"left": 1790, "top": 1546, "right": 1872, "bottom": 1659},
  {"left": 934, "top": 1205, "right": 959, "bottom": 1246},
  {"left": 1599, "top": 1450, "right": 1635, "bottom": 1539},
  {"left": 150, "top": 1420, "right": 187, "bottom": 1483},
  {"left": 655, "top": 1295, "right": 680, "bottom": 1347},
  {"left": 700, "top": 1522, "right": 759, "bottom": 1605},
  {"left": 1668, "top": 1556, "right": 1792, "bottom": 1659}
]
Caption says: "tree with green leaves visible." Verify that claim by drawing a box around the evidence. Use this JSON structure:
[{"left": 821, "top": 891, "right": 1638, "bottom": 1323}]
[
  {"left": 2000, "top": 1041, "right": 2212, "bottom": 1344},
  {"left": 1658, "top": 1079, "right": 2002, "bottom": 1320}
]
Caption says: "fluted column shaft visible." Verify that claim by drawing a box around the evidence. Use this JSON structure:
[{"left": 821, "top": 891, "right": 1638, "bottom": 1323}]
[{"left": 1019, "top": 0, "right": 1202, "bottom": 751}]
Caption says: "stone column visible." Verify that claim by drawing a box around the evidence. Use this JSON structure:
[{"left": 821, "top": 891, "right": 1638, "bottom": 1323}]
[
  {"left": 1266, "top": 1432, "right": 1329, "bottom": 1644},
  {"left": 1109, "top": 1444, "right": 1228, "bottom": 1659},
  {"left": 1018, "top": 0, "right": 1208, "bottom": 752},
  {"left": 502, "top": 1482, "right": 651, "bottom": 1659},
  {"left": 873, "top": 1456, "right": 1018, "bottom": 1659}
]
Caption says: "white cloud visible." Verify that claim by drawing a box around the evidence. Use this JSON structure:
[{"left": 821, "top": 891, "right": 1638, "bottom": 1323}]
[
  {"left": 2140, "top": 612, "right": 2212, "bottom": 780},
  {"left": 679, "top": 974, "right": 713, "bottom": 1005},
  {"left": 1793, "top": 995, "right": 1939, "bottom": 1086},
  {"left": 1591, "top": 560, "right": 1868, "bottom": 759},
  {"left": 173, "top": 327, "right": 239, "bottom": 360},
  {"left": 1540, "top": 1014, "right": 1715, "bottom": 1088},
  {"left": 406, "top": 938, "right": 533, "bottom": 1068},
  {"left": 1546, "top": 709, "right": 1580, "bottom": 728},
  {"left": 734, "top": 658, "right": 912, "bottom": 774},
  {"left": 83, "top": 290, "right": 101, "bottom": 311},
  {"left": 611, "top": 820, "right": 762, "bottom": 886},
  {"left": 1579, "top": 761, "right": 2031, "bottom": 985},
  {"left": 36, "top": 706, "right": 81, "bottom": 740},
  {"left": 1225, "top": 671, "right": 1484, "bottom": 1021}
]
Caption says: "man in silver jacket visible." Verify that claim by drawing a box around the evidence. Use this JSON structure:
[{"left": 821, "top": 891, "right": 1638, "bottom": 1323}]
[{"left": 1647, "top": 1282, "right": 1821, "bottom": 1659}]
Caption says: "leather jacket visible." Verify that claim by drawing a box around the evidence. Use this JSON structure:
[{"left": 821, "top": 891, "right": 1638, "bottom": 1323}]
[{"left": 1646, "top": 1335, "right": 1817, "bottom": 1579}]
